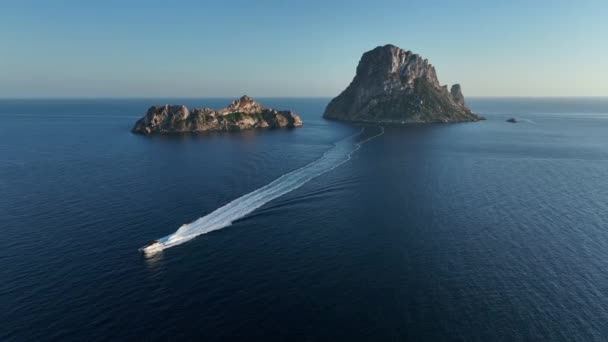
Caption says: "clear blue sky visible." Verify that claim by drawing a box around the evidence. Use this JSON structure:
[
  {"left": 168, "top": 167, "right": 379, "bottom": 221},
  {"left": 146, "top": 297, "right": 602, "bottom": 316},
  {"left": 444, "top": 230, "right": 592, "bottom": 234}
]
[{"left": 1, "top": 0, "right": 606, "bottom": 97}]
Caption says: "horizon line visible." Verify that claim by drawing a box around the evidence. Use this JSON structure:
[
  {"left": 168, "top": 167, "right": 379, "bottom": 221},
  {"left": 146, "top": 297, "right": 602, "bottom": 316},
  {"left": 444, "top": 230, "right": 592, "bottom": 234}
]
[{"left": 1, "top": 95, "right": 607, "bottom": 100}]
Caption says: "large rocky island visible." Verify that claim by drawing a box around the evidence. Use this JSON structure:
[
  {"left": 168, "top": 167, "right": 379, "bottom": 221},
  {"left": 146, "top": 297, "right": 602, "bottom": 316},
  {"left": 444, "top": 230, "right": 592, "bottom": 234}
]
[
  {"left": 323, "top": 44, "right": 482, "bottom": 123},
  {"left": 132, "top": 96, "right": 302, "bottom": 134}
]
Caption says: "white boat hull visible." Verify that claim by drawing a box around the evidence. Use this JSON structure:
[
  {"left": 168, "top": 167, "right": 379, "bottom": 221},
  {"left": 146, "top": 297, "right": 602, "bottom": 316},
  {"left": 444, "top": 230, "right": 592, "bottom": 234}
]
[{"left": 139, "top": 241, "right": 164, "bottom": 254}]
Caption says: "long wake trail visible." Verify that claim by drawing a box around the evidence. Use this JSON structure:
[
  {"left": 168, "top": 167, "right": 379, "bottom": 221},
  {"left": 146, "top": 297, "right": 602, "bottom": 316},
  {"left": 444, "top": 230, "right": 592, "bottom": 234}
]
[{"left": 151, "top": 126, "right": 384, "bottom": 251}]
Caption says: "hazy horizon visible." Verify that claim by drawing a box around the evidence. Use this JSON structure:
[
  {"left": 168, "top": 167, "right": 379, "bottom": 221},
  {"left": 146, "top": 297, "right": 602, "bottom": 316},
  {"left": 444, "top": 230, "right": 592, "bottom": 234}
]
[
  {"left": 2, "top": 0, "right": 607, "bottom": 98},
  {"left": 2, "top": 96, "right": 608, "bottom": 100}
]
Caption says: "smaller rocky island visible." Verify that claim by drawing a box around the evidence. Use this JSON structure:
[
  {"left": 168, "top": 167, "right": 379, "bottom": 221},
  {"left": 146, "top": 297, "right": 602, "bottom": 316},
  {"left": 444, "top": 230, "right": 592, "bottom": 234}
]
[
  {"left": 506, "top": 118, "right": 518, "bottom": 123},
  {"left": 132, "top": 95, "right": 302, "bottom": 135}
]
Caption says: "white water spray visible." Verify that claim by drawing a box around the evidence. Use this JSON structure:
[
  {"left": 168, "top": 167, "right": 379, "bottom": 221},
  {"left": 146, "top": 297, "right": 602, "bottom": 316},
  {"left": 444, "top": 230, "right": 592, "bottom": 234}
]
[{"left": 147, "top": 126, "right": 384, "bottom": 251}]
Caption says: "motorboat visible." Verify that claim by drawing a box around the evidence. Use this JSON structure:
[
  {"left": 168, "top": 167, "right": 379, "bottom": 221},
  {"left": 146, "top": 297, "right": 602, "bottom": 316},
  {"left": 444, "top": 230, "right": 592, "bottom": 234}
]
[{"left": 139, "top": 240, "right": 164, "bottom": 254}]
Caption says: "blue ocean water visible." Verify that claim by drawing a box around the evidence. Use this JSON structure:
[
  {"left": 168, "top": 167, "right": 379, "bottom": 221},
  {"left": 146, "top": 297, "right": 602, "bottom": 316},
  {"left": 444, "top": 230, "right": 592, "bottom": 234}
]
[{"left": 2, "top": 97, "right": 608, "bottom": 341}]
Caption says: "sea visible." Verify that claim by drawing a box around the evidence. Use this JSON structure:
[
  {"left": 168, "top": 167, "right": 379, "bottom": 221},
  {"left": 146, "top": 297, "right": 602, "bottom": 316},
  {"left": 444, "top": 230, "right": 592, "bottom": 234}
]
[{"left": 2, "top": 97, "right": 608, "bottom": 341}]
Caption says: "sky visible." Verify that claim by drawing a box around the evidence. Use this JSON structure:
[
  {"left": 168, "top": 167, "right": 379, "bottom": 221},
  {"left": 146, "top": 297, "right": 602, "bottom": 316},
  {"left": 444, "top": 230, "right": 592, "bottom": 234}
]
[{"left": 1, "top": 0, "right": 607, "bottom": 98}]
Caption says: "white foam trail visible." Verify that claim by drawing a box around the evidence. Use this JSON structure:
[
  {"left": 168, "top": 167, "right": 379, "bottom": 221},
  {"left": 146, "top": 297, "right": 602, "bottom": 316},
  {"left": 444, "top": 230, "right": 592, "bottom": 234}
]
[
  {"left": 519, "top": 118, "right": 536, "bottom": 124},
  {"left": 151, "top": 126, "right": 384, "bottom": 251}
]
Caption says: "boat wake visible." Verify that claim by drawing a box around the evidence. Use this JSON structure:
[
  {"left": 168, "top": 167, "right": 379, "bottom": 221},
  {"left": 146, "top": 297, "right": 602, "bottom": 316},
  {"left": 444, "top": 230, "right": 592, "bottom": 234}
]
[
  {"left": 143, "top": 126, "right": 384, "bottom": 253},
  {"left": 519, "top": 118, "right": 536, "bottom": 124}
]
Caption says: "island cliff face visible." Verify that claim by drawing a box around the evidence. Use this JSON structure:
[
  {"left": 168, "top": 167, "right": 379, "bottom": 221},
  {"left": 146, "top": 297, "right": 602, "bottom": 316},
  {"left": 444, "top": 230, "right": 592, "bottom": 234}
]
[
  {"left": 323, "top": 44, "right": 482, "bottom": 123},
  {"left": 132, "top": 96, "right": 302, "bottom": 134}
]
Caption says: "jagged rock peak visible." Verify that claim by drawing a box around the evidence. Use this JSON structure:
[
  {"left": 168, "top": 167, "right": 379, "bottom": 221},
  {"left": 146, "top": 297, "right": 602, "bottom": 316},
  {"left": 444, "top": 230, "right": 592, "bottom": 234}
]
[
  {"left": 356, "top": 44, "right": 440, "bottom": 88},
  {"left": 224, "top": 95, "right": 266, "bottom": 114},
  {"left": 450, "top": 84, "right": 466, "bottom": 107},
  {"left": 323, "top": 44, "right": 483, "bottom": 124}
]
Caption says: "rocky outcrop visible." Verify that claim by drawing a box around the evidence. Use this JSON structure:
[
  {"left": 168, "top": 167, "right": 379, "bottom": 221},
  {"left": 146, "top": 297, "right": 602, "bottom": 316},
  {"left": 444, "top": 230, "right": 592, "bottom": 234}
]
[
  {"left": 132, "top": 96, "right": 303, "bottom": 134},
  {"left": 450, "top": 84, "right": 466, "bottom": 107},
  {"left": 506, "top": 118, "right": 518, "bottom": 123},
  {"left": 323, "top": 44, "right": 483, "bottom": 123}
]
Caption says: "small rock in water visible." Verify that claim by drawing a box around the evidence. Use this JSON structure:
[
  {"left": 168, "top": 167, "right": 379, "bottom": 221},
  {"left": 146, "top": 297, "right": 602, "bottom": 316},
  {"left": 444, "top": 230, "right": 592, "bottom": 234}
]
[{"left": 506, "top": 118, "right": 518, "bottom": 123}]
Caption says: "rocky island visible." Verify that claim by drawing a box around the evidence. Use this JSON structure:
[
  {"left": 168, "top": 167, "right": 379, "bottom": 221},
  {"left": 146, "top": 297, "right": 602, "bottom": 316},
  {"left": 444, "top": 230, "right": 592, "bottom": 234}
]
[
  {"left": 132, "top": 95, "right": 302, "bottom": 134},
  {"left": 323, "top": 44, "right": 483, "bottom": 124}
]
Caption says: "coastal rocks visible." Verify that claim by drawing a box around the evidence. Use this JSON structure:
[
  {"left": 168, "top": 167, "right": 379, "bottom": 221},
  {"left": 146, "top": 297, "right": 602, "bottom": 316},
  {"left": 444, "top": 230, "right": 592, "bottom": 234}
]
[
  {"left": 323, "top": 44, "right": 483, "bottom": 124},
  {"left": 132, "top": 96, "right": 303, "bottom": 135}
]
